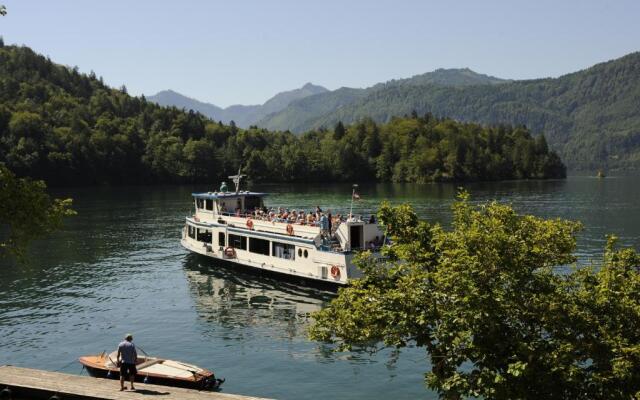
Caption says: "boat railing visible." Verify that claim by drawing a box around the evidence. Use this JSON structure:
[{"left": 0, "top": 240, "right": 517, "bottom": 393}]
[
  {"left": 220, "top": 214, "right": 322, "bottom": 239},
  {"left": 191, "top": 210, "right": 379, "bottom": 243},
  {"left": 218, "top": 211, "right": 326, "bottom": 227},
  {"left": 208, "top": 209, "right": 372, "bottom": 226},
  {"left": 316, "top": 243, "right": 384, "bottom": 254}
]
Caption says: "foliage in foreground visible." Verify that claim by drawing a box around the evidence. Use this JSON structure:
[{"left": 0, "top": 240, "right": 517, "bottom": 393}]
[
  {"left": 309, "top": 195, "right": 640, "bottom": 399},
  {"left": 0, "top": 165, "right": 75, "bottom": 260}
]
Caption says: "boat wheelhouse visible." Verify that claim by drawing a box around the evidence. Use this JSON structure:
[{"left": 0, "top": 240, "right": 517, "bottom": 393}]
[{"left": 180, "top": 178, "right": 383, "bottom": 285}]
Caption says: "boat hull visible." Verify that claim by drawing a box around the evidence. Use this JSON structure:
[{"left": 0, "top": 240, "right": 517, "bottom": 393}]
[
  {"left": 186, "top": 251, "right": 345, "bottom": 291},
  {"left": 84, "top": 365, "right": 216, "bottom": 390},
  {"left": 180, "top": 232, "right": 361, "bottom": 286},
  {"left": 79, "top": 355, "right": 221, "bottom": 391}
]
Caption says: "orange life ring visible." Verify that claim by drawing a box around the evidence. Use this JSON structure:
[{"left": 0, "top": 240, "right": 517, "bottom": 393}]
[
  {"left": 224, "top": 247, "right": 236, "bottom": 258},
  {"left": 330, "top": 265, "right": 341, "bottom": 279},
  {"left": 286, "top": 224, "right": 294, "bottom": 236},
  {"left": 246, "top": 218, "right": 254, "bottom": 230}
]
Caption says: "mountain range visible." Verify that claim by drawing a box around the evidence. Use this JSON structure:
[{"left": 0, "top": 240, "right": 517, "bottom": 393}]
[
  {"left": 150, "top": 54, "right": 640, "bottom": 170},
  {"left": 0, "top": 44, "right": 562, "bottom": 186},
  {"left": 147, "top": 83, "right": 328, "bottom": 128},
  {"left": 147, "top": 68, "right": 505, "bottom": 129}
]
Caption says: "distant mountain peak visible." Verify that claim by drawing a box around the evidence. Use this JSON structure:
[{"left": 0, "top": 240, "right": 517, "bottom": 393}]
[
  {"left": 153, "top": 89, "right": 199, "bottom": 101},
  {"left": 402, "top": 68, "right": 507, "bottom": 87},
  {"left": 301, "top": 82, "right": 327, "bottom": 91},
  {"left": 283, "top": 82, "right": 329, "bottom": 95},
  {"left": 147, "top": 82, "right": 329, "bottom": 128}
]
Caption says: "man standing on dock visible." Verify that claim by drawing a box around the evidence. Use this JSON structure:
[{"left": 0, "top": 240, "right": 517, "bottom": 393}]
[{"left": 116, "top": 333, "right": 138, "bottom": 391}]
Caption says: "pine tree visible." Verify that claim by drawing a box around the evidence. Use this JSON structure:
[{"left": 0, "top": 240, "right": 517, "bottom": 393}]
[{"left": 334, "top": 121, "right": 346, "bottom": 140}]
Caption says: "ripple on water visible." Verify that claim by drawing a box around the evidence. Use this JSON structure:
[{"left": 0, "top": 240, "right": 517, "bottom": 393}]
[{"left": 1, "top": 180, "right": 639, "bottom": 400}]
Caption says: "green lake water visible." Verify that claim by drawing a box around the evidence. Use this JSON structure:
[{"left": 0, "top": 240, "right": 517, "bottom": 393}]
[{"left": 1, "top": 176, "right": 639, "bottom": 399}]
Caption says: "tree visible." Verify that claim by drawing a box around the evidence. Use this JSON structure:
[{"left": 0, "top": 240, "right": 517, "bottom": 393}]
[
  {"left": 309, "top": 194, "right": 640, "bottom": 399},
  {"left": 334, "top": 121, "right": 346, "bottom": 140},
  {"left": 183, "top": 138, "right": 216, "bottom": 181},
  {"left": 0, "top": 165, "right": 75, "bottom": 260}
]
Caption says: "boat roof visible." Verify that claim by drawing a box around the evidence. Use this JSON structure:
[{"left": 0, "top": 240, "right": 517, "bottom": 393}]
[{"left": 192, "top": 191, "right": 267, "bottom": 200}]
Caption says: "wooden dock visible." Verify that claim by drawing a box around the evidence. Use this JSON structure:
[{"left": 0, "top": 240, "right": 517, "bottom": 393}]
[{"left": 0, "top": 366, "right": 271, "bottom": 400}]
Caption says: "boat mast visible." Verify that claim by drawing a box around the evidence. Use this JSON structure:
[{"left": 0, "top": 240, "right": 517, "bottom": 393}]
[
  {"left": 349, "top": 184, "right": 358, "bottom": 219},
  {"left": 228, "top": 166, "right": 246, "bottom": 194}
]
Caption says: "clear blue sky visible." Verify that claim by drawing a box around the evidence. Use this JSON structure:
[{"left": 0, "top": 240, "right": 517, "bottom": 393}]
[{"left": 1, "top": 0, "right": 638, "bottom": 107}]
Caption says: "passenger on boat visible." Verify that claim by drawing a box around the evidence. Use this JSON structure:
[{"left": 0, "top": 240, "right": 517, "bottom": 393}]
[{"left": 320, "top": 213, "right": 329, "bottom": 233}]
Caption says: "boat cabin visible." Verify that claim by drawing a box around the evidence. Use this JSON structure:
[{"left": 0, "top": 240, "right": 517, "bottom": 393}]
[{"left": 192, "top": 190, "right": 267, "bottom": 218}]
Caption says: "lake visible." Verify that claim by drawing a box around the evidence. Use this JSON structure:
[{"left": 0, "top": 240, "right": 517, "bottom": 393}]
[{"left": 1, "top": 176, "right": 638, "bottom": 399}]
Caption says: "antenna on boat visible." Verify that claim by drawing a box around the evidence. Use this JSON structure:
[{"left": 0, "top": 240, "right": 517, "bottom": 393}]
[
  {"left": 228, "top": 166, "right": 246, "bottom": 194},
  {"left": 349, "top": 184, "right": 358, "bottom": 220}
]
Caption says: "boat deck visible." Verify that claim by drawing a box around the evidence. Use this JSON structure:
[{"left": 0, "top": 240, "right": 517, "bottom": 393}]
[{"left": 0, "top": 365, "right": 270, "bottom": 400}]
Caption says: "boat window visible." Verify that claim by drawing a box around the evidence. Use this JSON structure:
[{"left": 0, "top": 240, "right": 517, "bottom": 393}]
[
  {"left": 273, "top": 242, "right": 295, "bottom": 260},
  {"left": 228, "top": 234, "right": 247, "bottom": 250},
  {"left": 244, "top": 196, "right": 262, "bottom": 210},
  {"left": 205, "top": 199, "right": 214, "bottom": 211},
  {"left": 304, "top": 249, "right": 309, "bottom": 258},
  {"left": 197, "top": 228, "right": 212, "bottom": 243},
  {"left": 298, "top": 248, "right": 302, "bottom": 257},
  {"left": 249, "top": 237, "right": 270, "bottom": 256},
  {"left": 196, "top": 198, "right": 204, "bottom": 209},
  {"left": 218, "top": 232, "right": 225, "bottom": 247},
  {"left": 188, "top": 225, "right": 196, "bottom": 239}
]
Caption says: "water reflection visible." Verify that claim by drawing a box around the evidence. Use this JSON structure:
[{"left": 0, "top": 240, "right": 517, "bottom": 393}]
[
  {"left": 184, "top": 253, "right": 333, "bottom": 341},
  {"left": 182, "top": 251, "right": 426, "bottom": 393}
]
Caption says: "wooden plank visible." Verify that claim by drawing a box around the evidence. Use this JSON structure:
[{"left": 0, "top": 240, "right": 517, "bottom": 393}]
[{"left": 0, "top": 366, "right": 270, "bottom": 400}]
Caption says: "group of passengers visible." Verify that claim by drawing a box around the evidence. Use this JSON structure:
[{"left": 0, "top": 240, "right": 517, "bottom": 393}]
[
  {"left": 366, "top": 235, "right": 384, "bottom": 250},
  {"left": 239, "top": 205, "right": 377, "bottom": 231},
  {"left": 243, "top": 205, "right": 337, "bottom": 230}
]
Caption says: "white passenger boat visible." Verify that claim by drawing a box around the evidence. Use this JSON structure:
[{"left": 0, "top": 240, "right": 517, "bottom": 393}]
[{"left": 181, "top": 175, "right": 384, "bottom": 285}]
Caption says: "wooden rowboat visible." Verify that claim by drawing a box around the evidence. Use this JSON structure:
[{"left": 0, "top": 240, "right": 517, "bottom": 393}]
[{"left": 79, "top": 351, "right": 224, "bottom": 390}]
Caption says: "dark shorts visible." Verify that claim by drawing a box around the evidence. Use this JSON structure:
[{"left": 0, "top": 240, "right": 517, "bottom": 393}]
[{"left": 120, "top": 363, "right": 137, "bottom": 379}]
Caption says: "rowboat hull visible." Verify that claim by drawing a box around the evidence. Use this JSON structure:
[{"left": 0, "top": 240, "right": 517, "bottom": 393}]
[{"left": 79, "top": 353, "right": 223, "bottom": 390}]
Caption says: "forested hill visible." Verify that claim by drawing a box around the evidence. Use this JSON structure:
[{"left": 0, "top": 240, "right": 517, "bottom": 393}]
[
  {"left": 0, "top": 43, "right": 564, "bottom": 185},
  {"left": 258, "top": 68, "right": 507, "bottom": 132},
  {"left": 260, "top": 53, "right": 640, "bottom": 171}
]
